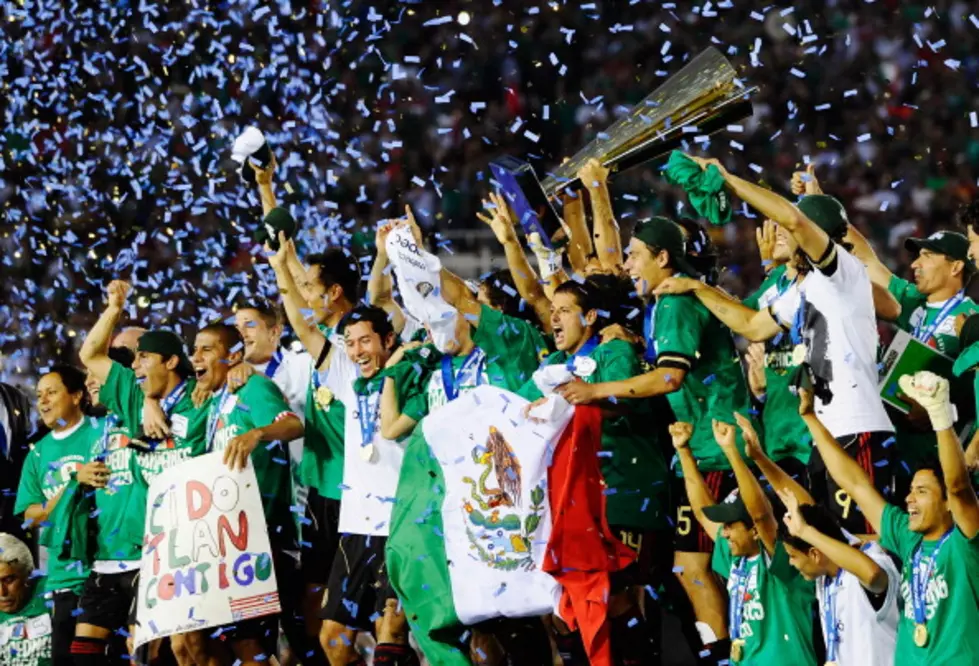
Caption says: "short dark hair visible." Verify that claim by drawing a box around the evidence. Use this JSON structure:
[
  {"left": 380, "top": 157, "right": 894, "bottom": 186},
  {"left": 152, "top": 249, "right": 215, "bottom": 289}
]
[
  {"left": 108, "top": 346, "right": 135, "bottom": 369},
  {"left": 44, "top": 364, "right": 90, "bottom": 412},
  {"left": 307, "top": 248, "right": 361, "bottom": 304},
  {"left": 338, "top": 305, "right": 395, "bottom": 343},
  {"left": 198, "top": 323, "right": 245, "bottom": 357},
  {"left": 912, "top": 458, "right": 948, "bottom": 499},
  {"left": 676, "top": 218, "right": 720, "bottom": 285},
  {"left": 957, "top": 198, "right": 979, "bottom": 236},
  {"left": 554, "top": 279, "right": 601, "bottom": 316},
  {"left": 778, "top": 503, "right": 847, "bottom": 553},
  {"left": 584, "top": 273, "right": 644, "bottom": 336},
  {"left": 479, "top": 269, "right": 537, "bottom": 325}
]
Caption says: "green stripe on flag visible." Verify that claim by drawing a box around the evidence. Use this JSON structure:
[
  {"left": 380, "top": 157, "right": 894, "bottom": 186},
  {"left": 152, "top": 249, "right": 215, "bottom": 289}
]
[{"left": 386, "top": 429, "right": 471, "bottom": 666}]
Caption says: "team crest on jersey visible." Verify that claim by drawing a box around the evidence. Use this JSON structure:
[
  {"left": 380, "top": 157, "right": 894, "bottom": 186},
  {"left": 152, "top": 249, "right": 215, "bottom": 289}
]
[{"left": 461, "top": 426, "right": 545, "bottom": 572}]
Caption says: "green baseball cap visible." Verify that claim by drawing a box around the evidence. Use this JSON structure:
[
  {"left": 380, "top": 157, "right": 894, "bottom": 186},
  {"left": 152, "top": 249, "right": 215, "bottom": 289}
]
[
  {"left": 953, "top": 315, "right": 979, "bottom": 376},
  {"left": 904, "top": 230, "right": 975, "bottom": 272},
  {"left": 255, "top": 207, "right": 298, "bottom": 251},
  {"left": 798, "top": 194, "right": 849, "bottom": 238},
  {"left": 703, "top": 492, "right": 753, "bottom": 526},
  {"left": 137, "top": 330, "right": 194, "bottom": 378},
  {"left": 632, "top": 216, "right": 699, "bottom": 277}
]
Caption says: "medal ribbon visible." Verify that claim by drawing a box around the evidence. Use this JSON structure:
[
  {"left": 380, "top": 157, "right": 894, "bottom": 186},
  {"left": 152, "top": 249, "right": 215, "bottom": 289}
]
[
  {"left": 356, "top": 387, "right": 381, "bottom": 451},
  {"left": 206, "top": 387, "right": 232, "bottom": 450},
  {"left": 643, "top": 302, "right": 657, "bottom": 364},
  {"left": 440, "top": 346, "right": 487, "bottom": 402},
  {"left": 912, "top": 291, "right": 964, "bottom": 345},
  {"left": 160, "top": 380, "right": 188, "bottom": 417},
  {"left": 565, "top": 336, "right": 600, "bottom": 373},
  {"left": 822, "top": 567, "right": 845, "bottom": 662},
  {"left": 728, "top": 557, "right": 749, "bottom": 642},
  {"left": 911, "top": 528, "right": 953, "bottom": 627},
  {"left": 96, "top": 414, "right": 120, "bottom": 463},
  {"left": 264, "top": 350, "right": 283, "bottom": 378}
]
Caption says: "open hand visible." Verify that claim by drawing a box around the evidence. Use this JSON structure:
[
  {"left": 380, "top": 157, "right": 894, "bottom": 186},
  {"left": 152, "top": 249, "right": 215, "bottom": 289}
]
[
  {"left": 734, "top": 412, "right": 763, "bottom": 460},
  {"left": 226, "top": 363, "right": 255, "bottom": 392},
  {"left": 555, "top": 379, "right": 598, "bottom": 405},
  {"left": 476, "top": 191, "right": 518, "bottom": 245},
  {"left": 777, "top": 488, "right": 809, "bottom": 538},
  {"left": 756, "top": 219, "right": 777, "bottom": 268},
  {"left": 653, "top": 276, "right": 699, "bottom": 297},
  {"left": 224, "top": 429, "right": 262, "bottom": 471},
  {"left": 142, "top": 399, "right": 171, "bottom": 440}
]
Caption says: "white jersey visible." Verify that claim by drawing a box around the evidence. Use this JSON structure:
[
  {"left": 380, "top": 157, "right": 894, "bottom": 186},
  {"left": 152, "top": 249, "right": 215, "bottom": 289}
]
[
  {"left": 253, "top": 345, "right": 312, "bottom": 476},
  {"left": 816, "top": 541, "right": 899, "bottom": 666},
  {"left": 771, "top": 247, "right": 894, "bottom": 437}
]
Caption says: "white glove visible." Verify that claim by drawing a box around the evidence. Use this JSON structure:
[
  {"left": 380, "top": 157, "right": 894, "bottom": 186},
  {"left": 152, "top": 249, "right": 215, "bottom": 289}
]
[
  {"left": 898, "top": 371, "right": 956, "bottom": 432},
  {"left": 528, "top": 232, "right": 564, "bottom": 279}
]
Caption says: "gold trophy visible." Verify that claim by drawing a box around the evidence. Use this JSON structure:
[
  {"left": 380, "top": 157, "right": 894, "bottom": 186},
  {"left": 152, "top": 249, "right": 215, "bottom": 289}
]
[{"left": 490, "top": 46, "right": 755, "bottom": 248}]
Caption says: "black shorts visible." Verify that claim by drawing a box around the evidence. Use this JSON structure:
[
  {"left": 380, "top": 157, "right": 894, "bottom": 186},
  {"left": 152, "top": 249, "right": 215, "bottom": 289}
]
[
  {"left": 51, "top": 589, "right": 79, "bottom": 666},
  {"left": 319, "top": 534, "right": 397, "bottom": 632},
  {"left": 809, "top": 430, "right": 895, "bottom": 535},
  {"left": 77, "top": 569, "right": 140, "bottom": 631},
  {"left": 673, "top": 470, "right": 740, "bottom": 554},
  {"left": 607, "top": 526, "right": 659, "bottom": 591},
  {"left": 301, "top": 489, "right": 341, "bottom": 586}
]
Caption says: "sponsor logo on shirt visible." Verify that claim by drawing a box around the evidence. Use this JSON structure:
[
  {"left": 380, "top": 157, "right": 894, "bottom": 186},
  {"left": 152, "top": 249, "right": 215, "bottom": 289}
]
[{"left": 899, "top": 572, "right": 949, "bottom": 621}]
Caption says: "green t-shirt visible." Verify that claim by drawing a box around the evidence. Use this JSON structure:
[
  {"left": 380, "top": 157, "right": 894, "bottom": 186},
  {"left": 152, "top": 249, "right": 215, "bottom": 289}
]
[
  {"left": 471, "top": 304, "right": 551, "bottom": 392},
  {"left": 712, "top": 535, "right": 817, "bottom": 666},
  {"left": 888, "top": 275, "right": 979, "bottom": 356},
  {"left": 89, "top": 416, "right": 143, "bottom": 562},
  {"left": 99, "top": 361, "right": 207, "bottom": 487},
  {"left": 300, "top": 325, "right": 346, "bottom": 500},
  {"left": 0, "top": 578, "right": 52, "bottom": 666},
  {"left": 743, "top": 266, "right": 811, "bottom": 465},
  {"left": 14, "top": 423, "right": 96, "bottom": 593},
  {"left": 879, "top": 504, "right": 979, "bottom": 666},
  {"left": 652, "top": 295, "right": 758, "bottom": 472},
  {"left": 518, "top": 339, "right": 670, "bottom": 530},
  {"left": 207, "top": 375, "right": 297, "bottom": 541}
]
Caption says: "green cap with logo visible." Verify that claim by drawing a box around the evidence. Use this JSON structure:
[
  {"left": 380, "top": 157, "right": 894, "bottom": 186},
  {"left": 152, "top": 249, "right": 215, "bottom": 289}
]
[
  {"left": 798, "top": 194, "right": 849, "bottom": 238},
  {"left": 137, "top": 330, "right": 194, "bottom": 378},
  {"left": 904, "top": 230, "right": 976, "bottom": 273},
  {"left": 703, "top": 490, "right": 753, "bottom": 526},
  {"left": 255, "top": 207, "right": 298, "bottom": 251},
  {"left": 632, "top": 216, "right": 699, "bottom": 277}
]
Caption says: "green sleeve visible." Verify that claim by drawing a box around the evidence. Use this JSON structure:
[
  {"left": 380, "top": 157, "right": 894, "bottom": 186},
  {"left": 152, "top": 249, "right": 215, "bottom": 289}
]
[
  {"left": 473, "top": 304, "right": 549, "bottom": 385},
  {"left": 99, "top": 361, "right": 145, "bottom": 432},
  {"left": 711, "top": 526, "right": 731, "bottom": 578},
  {"left": 654, "top": 295, "right": 707, "bottom": 363},
  {"left": 516, "top": 378, "right": 544, "bottom": 402},
  {"left": 743, "top": 266, "right": 783, "bottom": 310},
  {"left": 597, "top": 341, "right": 641, "bottom": 383},
  {"left": 14, "top": 448, "right": 43, "bottom": 515},
  {"left": 888, "top": 275, "right": 925, "bottom": 329},
  {"left": 878, "top": 503, "right": 914, "bottom": 560},
  {"left": 243, "top": 376, "right": 295, "bottom": 429},
  {"left": 767, "top": 540, "right": 805, "bottom": 586},
  {"left": 384, "top": 352, "right": 439, "bottom": 424}
]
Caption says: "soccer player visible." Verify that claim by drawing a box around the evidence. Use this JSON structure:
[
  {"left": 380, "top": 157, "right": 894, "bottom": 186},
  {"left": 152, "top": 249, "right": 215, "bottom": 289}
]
[
  {"left": 799, "top": 370, "right": 979, "bottom": 666},
  {"left": 671, "top": 418, "right": 817, "bottom": 666},
  {"left": 0, "top": 533, "right": 53, "bottom": 666}
]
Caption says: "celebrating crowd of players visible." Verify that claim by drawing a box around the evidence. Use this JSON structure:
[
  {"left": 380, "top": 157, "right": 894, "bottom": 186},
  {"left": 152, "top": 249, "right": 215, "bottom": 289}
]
[{"left": 2, "top": 151, "right": 979, "bottom": 666}]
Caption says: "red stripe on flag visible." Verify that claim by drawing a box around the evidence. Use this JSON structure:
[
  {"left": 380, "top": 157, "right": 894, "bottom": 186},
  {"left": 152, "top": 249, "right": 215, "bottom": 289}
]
[{"left": 229, "top": 591, "right": 281, "bottom": 620}]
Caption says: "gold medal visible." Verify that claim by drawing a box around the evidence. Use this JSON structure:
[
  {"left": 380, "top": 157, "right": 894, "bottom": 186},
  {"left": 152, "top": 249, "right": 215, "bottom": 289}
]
[
  {"left": 315, "top": 386, "right": 334, "bottom": 410},
  {"left": 914, "top": 623, "right": 928, "bottom": 648},
  {"left": 731, "top": 639, "right": 744, "bottom": 662},
  {"left": 790, "top": 343, "right": 807, "bottom": 366},
  {"left": 360, "top": 443, "right": 376, "bottom": 462}
]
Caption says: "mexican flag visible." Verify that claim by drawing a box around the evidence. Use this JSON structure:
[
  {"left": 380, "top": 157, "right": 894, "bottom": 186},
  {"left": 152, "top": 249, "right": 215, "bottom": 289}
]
[{"left": 386, "top": 386, "right": 634, "bottom": 666}]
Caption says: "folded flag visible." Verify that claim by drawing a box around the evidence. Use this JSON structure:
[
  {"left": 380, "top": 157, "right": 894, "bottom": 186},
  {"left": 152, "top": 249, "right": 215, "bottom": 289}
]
[{"left": 663, "top": 150, "right": 732, "bottom": 225}]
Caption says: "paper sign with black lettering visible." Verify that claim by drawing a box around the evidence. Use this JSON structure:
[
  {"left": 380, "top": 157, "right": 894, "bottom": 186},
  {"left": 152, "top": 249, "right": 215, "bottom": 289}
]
[{"left": 133, "top": 453, "right": 280, "bottom": 648}]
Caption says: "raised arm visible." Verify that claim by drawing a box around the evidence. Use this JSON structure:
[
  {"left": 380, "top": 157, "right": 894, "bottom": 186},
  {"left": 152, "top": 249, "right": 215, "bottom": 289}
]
[
  {"left": 560, "top": 190, "right": 593, "bottom": 274},
  {"left": 798, "top": 387, "right": 887, "bottom": 534},
  {"left": 779, "top": 489, "right": 888, "bottom": 594},
  {"left": 899, "top": 372, "right": 979, "bottom": 538},
  {"left": 477, "top": 192, "right": 553, "bottom": 333},
  {"left": 736, "top": 412, "right": 814, "bottom": 505},
  {"left": 578, "top": 159, "right": 622, "bottom": 271},
  {"left": 380, "top": 377, "right": 418, "bottom": 442},
  {"left": 368, "top": 222, "right": 407, "bottom": 335},
  {"left": 670, "top": 422, "right": 722, "bottom": 539},
  {"left": 844, "top": 223, "right": 894, "bottom": 290},
  {"left": 224, "top": 413, "right": 304, "bottom": 472},
  {"left": 557, "top": 365, "right": 686, "bottom": 404},
  {"left": 654, "top": 277, "right": 781, "bottom": 343},
  {"left": 79, "top": 280, "right": 130, "bottom": 382},
  {"left": 254, "top": 155, "right": 278, "bottom": 217},
  {"left": 269, "top": 234, "right": 330, "bottom": 367},
  {"left": 715, "top": 419, "right": 779, "bottom": 556}
]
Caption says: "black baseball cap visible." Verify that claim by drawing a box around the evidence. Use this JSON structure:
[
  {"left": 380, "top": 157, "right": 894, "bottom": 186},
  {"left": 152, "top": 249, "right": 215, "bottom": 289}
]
[
  {"left": 703, "top": 492, "right": 753, "bottom": 526},
  {"left": 137, "top": 330, "right": 194, "bottom": 378},
  {"left": 255, "top": 207, "right": 298, "bottom": 251},
  {"left": 632, "top": 216, "right": 700, "bottom": 277},
  {"left": 798, "top": 194, "right": 849, "bottom": 238},
  {"left": 904, "top": 230, "right": 975, "bottom": 272}
]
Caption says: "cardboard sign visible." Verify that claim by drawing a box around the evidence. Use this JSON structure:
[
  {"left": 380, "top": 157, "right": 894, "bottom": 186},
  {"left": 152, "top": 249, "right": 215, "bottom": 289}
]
[{"left": 133, "top": 453, "right": 280, "bottom": 648}]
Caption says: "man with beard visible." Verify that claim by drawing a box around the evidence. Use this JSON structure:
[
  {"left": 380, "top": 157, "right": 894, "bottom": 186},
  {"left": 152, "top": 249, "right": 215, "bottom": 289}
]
[
  {"left": 654, "top": 157, "right": 896, "bottom": 539},
  {"left": 556, "top": 216, "right": 757, "bottom": 665}
]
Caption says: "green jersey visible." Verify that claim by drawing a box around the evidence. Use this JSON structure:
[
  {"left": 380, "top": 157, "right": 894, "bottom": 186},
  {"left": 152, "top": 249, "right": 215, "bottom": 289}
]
[
  {"left": 471, "top": 304, "right": 551, "bottom": 392},
  {"left": 15, "top": 422, "right": 95, "bottom": 593},
  {"left": 518, "top": 339, "right": 670, "bottom": 530},
  {"left": 0, "top": 578, "right": 52, "bottom": 666},
  {"left": 301, "top": 325, "right": 346, "bottom": 500},
  {"left": 651, "top": 295, "right": 758, "bottom": 472},
  {"left": 99, "top": 361, "right": 207, "bottom": 486},
  {"left": 743, "top": 266, "right": 811, "bottom": 465},
  {"left": 207, "top": 374, "right": 297, "bottom": 540},
  {"left": 879, "top": 504, "right": 979, "bottom": 666},
  {"left": 889, "top": 276, "right": 979, "bottom": 357},
  {"left": 89, "top": 416, "right": 143, "bottom": 562},
  {"left": 712, "top": 535, "right": 817, "bottom": 666}
]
